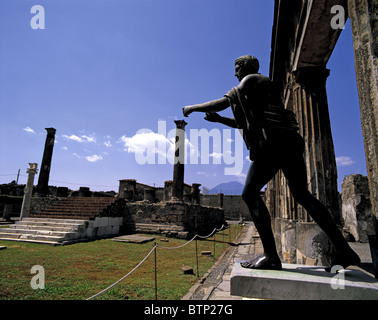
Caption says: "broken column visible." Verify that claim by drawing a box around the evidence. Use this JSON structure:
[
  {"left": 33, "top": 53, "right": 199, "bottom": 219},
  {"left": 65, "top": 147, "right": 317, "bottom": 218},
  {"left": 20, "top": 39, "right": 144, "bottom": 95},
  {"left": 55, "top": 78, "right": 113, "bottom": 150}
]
[
  {"left": 171, "top": 120, "right": 187, "bottom": 201},
  {"left": 342, "top": 174, "right": 374, "bottom": 243},
  {"left": 191, "top": 183, "right": 201, "bottom": 204},
  {"left": 37, "top": 128, "right": 56, "bottom": 196},
  {"left": 20, "top": 163, "right": 38, "bottom": 220}
]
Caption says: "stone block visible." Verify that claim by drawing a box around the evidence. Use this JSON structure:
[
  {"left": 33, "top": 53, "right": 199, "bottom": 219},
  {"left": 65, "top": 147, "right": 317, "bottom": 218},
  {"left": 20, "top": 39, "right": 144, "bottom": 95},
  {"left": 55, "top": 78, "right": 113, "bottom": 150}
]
[
  {"left": 109, "top": 217, "right": 123, "bottom": 227},
  {"left": 181, "top": 266, "right": 194, "bottom": 275},
  {"left": 111, "top": 226, "right": 120, "bottom": 235},
  {"left": 93, "top": 217, "right": 109, "bottom": 228},
  {"left": 230, "top": 262, "right": 378, "bottom": 300},
  {"left": 296, "top": 222, "right": 334, "bottom": 266},
  {"left": 112, "top": 234, "right": 155, "bottom": 243},
  {"left": 342, "top": 174, "right": 374, "bottom": 242},
  {"left": 281, "top": 219, "right": 296, "bottom": 263}
]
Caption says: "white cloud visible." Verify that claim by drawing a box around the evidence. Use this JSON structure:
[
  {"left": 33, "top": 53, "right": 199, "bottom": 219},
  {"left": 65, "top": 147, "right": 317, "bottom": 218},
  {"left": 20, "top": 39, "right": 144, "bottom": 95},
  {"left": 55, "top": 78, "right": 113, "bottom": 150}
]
[
  {"left": 23, "top": 127, "right": 35, "bottom": 134},
  {"left": 62, "top": 134, "right": 96, "bottom": 143},
  {"left": 120, "top": 131, "right": 175, "bottom": 164},
  {"left": 197, "top": 171, "right": 216, "bottom": 177},
  {"left": 72, "top": 152, "right": 103, "bottom": 162},
  {"left": 336, "top": 156, "right": 356, "bottom": 166},
  {"left": 85, "top": 154, "right": 103, "bottom": 162},
  {"left": 104, "top": 140, "right": 112, "bottom": 148},
  {"left": 120, "top": 131, "right": 172, "bottom": 153},
  {"left": 120, "top": 130, "right": 199, "bottom": 165}
]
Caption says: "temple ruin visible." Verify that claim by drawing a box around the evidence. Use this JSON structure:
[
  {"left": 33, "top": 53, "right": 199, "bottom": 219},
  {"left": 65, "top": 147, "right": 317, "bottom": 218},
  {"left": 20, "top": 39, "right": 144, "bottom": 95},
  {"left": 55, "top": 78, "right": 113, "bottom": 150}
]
[{"left": 267, "top": 0, "right": 377, "bottom": 267}]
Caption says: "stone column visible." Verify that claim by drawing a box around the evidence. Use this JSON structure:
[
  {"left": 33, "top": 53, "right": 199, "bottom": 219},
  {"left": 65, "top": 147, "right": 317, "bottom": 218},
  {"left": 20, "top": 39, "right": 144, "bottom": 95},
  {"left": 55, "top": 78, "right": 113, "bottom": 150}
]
[
  {"left": 348, "top": 0, "right": 378, "bottom": 225},
  {"left": 20, "top": 163, "right": 38, "bottom": 220},
  {"left": 290, "top": 67, "right": 340, "bottom": 224},
  {"left": 37, "top": 128, "right": 56, "bottom": 196},
  {"left": 171, "top": 120, "right": 187, "bottom": 201},
  {"left": 163, "top": 180, "right": 172, "bottom": 202},
  {"left": 191, "top": 183, "right": 201, "bottom": 204},
  {"left": 267, "top": 66, "right": 341, "bottom": 266}
]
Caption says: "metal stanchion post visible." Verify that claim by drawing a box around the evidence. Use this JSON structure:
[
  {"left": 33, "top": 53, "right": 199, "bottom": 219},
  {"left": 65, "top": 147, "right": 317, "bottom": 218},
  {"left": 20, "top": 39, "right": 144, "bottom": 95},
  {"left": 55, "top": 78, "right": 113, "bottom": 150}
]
[
  {"left": 195, "top": 238, "right": 199, "bottom": 278},
  {"left": 154, "top": 243, "right": 157, "bottom": 300},
  {"left": 213, "top": 233, "right": 216, "bottom": 260}
]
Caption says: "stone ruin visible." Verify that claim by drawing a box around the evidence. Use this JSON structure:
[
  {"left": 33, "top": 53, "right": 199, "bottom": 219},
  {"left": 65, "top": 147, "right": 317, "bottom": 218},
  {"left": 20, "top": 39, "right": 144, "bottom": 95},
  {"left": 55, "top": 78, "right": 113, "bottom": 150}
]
[
  {"left": 266, "top": 0, "right": 377, "bottom": 270},
  {"left": 115, "top": 120, "right": 224, "bottom": 238},
  {"left": 342, "top": 174, "right": 374, "bottom": 243},
  {"left": 0, "top": 121, "right": 225, "bottom": 243}
]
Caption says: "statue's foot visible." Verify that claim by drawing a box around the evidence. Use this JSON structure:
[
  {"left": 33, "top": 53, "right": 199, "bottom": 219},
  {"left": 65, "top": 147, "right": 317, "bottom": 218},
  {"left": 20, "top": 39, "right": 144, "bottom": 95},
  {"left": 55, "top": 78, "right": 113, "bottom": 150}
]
[
  {"left": 325, "top": 247, "right": 361, "bottom": 272},
  {"left": 240, "top": 254, "right": 282, "bottom": 270}
]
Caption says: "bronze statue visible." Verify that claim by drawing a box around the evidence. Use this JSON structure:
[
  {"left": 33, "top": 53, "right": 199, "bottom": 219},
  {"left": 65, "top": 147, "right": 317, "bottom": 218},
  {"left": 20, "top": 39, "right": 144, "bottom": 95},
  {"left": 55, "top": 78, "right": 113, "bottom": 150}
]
[{"left": 182, "top": 55, "right": 360, "bottom": 271}]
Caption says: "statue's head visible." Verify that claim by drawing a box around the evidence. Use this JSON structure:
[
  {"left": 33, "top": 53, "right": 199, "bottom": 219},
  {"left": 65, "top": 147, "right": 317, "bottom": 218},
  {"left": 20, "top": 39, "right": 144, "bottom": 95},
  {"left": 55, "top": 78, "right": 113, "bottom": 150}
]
[{"left": 234, "top": 55, "right": 260, "bottom": 81}]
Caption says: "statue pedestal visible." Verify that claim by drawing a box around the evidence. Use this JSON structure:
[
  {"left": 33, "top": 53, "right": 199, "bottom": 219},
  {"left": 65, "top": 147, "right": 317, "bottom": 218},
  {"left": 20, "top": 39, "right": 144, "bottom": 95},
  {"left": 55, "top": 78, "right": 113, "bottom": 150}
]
[{"left": 230, "top": 262, "right": 378, "bottom": 300}]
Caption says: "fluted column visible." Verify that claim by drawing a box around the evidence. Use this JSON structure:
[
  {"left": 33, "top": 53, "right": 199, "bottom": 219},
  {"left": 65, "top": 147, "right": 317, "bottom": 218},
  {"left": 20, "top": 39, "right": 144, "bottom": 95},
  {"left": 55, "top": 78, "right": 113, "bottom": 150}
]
[{"left": 291, "top": 67, "right": 340, "bottom": 223}]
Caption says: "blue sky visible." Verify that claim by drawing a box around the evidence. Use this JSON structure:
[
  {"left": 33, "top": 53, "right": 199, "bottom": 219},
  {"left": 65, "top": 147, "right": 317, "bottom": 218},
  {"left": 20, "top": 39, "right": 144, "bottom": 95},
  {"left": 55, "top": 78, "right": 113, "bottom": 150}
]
[{"left": 0, "top": 0, "right": 367, "bottom": 193}]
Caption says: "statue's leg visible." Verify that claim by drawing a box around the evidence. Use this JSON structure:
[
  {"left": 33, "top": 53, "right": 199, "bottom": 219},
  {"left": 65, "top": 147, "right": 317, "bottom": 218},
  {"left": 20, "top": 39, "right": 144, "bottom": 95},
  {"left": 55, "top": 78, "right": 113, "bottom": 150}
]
[
  {"left": 282, "top": 135, "right": 360, "bottom": 269},
  {"left": 240, "top": 157, "right": 282, "bottom": 270}
]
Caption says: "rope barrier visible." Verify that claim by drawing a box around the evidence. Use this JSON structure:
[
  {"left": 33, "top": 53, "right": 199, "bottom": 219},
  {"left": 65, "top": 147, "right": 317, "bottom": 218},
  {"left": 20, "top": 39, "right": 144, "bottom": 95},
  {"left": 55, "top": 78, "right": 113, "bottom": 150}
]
[
  {"left": 196, "top": 224, "right": 225, "bottom": 239},
  {"left": 156, "top": 234, "right": 197, "bottom": 250},
  {"left": 85, "top": 223, "right": 231, "bottom": 300}
]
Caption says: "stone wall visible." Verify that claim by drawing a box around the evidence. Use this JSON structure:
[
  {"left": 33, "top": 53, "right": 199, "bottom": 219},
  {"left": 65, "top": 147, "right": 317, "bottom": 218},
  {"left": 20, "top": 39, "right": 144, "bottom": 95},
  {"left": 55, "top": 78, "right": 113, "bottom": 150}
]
[
  {"left": 123, "top": 200, "right": 224, "bottom": 238},
  {"left": 0, "top": 196, "right": 23, "bottom": 220},
  {"left": 222, "top": 195, "right": 250, "bottom": 221},
  {"left": 201, "top": 194, "right": 251, "bottom": 221},
  {"left": 201, "top": 194, "right": 222, "bottom": 208},
  {"left": 341, "top": 174, "right": 374, "bottom": 243}
]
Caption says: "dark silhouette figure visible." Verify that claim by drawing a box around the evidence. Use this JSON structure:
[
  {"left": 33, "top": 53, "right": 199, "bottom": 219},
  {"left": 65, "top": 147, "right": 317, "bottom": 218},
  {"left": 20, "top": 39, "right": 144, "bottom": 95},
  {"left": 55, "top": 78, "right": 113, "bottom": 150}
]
[{"left": 182, "top": 55, "right": 360, "bottom": 270}]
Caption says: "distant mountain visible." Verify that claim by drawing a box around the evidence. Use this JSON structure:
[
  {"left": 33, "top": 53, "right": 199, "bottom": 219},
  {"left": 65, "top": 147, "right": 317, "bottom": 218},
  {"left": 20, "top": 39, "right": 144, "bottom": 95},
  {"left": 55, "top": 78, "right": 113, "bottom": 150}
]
[{"left": 209, "top": 181, "right": 244, "bottom": 195}]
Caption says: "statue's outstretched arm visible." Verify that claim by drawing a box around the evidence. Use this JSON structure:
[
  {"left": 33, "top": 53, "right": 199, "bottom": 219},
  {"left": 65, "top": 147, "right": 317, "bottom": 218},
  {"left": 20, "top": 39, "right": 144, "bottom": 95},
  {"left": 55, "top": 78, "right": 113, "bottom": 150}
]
[
  {"left": 182, "top": 97, "right": 229, "bottom": 117},
  {"left": 204, "top": 112, "right": 237, "bottom": 128}
]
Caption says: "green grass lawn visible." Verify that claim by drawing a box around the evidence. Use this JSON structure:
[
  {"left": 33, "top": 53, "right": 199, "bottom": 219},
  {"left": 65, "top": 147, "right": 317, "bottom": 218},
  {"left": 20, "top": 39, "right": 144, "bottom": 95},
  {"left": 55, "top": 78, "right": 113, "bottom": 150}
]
[{"left": 0, "top": 224, "right": 243, "bottom": 300}]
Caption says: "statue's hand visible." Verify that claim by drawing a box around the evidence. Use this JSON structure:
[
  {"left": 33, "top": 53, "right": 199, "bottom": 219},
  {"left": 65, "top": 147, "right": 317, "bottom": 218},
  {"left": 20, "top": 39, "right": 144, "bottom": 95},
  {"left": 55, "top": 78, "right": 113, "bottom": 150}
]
[
  {"left": 204, "top": 112, "right": 221, "bottom": 123},
  {"left": 182, "top": 106, "right": 193, "bottom": 117}
]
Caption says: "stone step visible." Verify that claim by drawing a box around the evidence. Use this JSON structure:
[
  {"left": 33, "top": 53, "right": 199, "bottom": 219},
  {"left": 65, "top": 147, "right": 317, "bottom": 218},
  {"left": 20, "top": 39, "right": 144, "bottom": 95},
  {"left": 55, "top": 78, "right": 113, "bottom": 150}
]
[
  {"left": 0, "top": 228, "right": 77, "bottom": 238},
  {"left": 0, "top": 236, "right": 61, "bottom": 246},
  {"left": 0, "top": 216, "right": 123, "bottom": 245},
  {"left": 12, "top": 224, "right": 80, "bottom": 232},
  {"left": 0, "top": 217, "right": 91, "bottom": 245},
  {"left": 0, "top": 231, "right": 66, "bottom": 242},
  {"left": 28, "top": 214, "right": 96, "bottom": 220},
  {"left": 23, "top": 217, "right": 86, "bottom": 224},
  {"left": 37, "top": 209, "right": 106, "bottom": 216},
  {"left": 30, "top": 197, "right": 119, "bottom": 220}
]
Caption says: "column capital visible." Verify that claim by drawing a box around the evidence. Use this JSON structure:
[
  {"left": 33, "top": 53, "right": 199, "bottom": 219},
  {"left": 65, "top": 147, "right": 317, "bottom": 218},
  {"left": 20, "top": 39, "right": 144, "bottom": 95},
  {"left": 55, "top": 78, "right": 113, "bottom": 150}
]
[
  {"left": 174, "top": 120, "right": 187, "bottom": 129},
  {"left": 291, "top": 66, "right": 330, "bottom": 91},
  {"left": 26, "top": 163, "right": 38, "bottom": 174},
  {"left": 45, "top": 128, "right": 56, "bottom": 135}
]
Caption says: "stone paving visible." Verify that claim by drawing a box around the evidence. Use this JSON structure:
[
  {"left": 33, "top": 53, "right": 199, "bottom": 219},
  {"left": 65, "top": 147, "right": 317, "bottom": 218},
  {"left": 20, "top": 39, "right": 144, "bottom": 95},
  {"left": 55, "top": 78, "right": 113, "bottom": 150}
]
[
  {"left": 183, "top": 222, "right": 263, "bottom": 300},
  {"left": 183, "top": 222, "right": 377, "bottom": 300}
]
